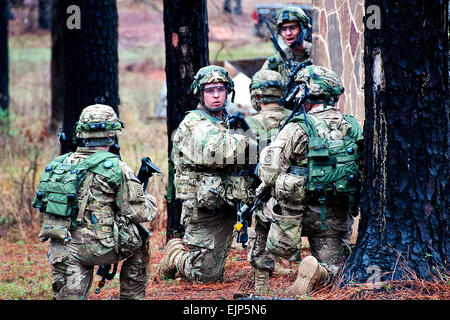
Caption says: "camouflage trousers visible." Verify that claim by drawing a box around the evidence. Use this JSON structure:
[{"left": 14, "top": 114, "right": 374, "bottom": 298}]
[
  {"left": 177, "top": 199, "right": 236, "bottom": 283},
  {"left": 47, "top": 235, "right": 149, "bottom": 300},
  {"left": 247, "top": 198, "right": 353, "bottom": 278}
]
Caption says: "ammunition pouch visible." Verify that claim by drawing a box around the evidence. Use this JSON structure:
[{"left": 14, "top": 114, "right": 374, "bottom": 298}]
[
  {"left": 226, "top": 176, "right": 255, "bottom": 202},
  {"left": 274, "top": 167, "right": 308, "bottom": 202},
  {"left": 116, "top": 217, "right": 142, "bottom": 258},
  {"left": 197, "top": 175, "right": 228, "bottom": 209},
  {"left": 174, "top": 173, "right": 198, "bottom": 200},
  {"left": 176, "top": 171, "right": 255, "bottom": 209}
]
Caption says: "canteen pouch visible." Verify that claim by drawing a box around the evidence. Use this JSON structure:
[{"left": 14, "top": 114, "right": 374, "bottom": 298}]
[{"left": 39, "top": 213, "right": 72, "bottom": 240}]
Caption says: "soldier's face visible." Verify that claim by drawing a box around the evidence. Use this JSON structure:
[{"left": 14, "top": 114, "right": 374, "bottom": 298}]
[
  {"left": 280, "top": 22, "right": 301, "bottom": 46},
  {"left": 202, "top": 82, "right": 227, "bottom": 110}
]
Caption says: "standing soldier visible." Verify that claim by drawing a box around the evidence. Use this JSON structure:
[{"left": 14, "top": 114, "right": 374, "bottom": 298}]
[
  {"left": 257, "top": 65, "right": 363, "bottom": 295},
  {"left": 159, "top": 65, "right": 256, "bottom": 283},
  {"left": 244, "top": 69, "right": 293, "bottom": 293},
  {"left": 32, "top": 103, "right": 158, "bottom": 300},
  {"left": 260, "top": 6, "right": 313, "bottom": 86}
]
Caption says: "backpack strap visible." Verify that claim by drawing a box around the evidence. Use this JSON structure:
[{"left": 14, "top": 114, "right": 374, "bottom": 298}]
[
  {"left": 290, "top": 114, "right": 331, "bottom": 229},
  {"left": 78, "top": 151, "right": 121, "bottom": 185},
  {"left": 342, "top": 114, "right": 363, "bottom": 142},
  {"left": 75, "top": 151, "right": 121, "bottom": 224},
  {"left": 290, "top": 113, "right": 318, "bottom": 138}
]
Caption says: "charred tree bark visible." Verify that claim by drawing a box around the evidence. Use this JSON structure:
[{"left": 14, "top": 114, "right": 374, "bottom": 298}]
[
  {"left": 0, "top": 0, "right": 8, "bottom": 117},
  {"left": 163, "top": 0, "right": 209, "bottom": 242},
  {"left": 38, "top": 0, "right": 51, "bottom": 30},
  {"left": 51, "top": 0, "right": 119, "bottom": 152},
  {"left": 344, "top": 0, "right": 449, "bottom": 283}
]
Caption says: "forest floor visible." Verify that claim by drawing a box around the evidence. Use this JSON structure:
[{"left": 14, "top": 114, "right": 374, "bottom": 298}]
[{"left": 0, "top": 0, "right": 448, "bottom": 302}]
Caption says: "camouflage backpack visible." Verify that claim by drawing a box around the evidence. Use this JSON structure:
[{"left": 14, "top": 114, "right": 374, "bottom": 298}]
[
  {"left": 32, "top": 151, "right": 121, "bottom": 241},
  {"left": 290, "top": 113, "right": 363, "bottom": 229}
]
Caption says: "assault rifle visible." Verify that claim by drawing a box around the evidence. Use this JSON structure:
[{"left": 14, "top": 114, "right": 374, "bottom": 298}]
[
  {"left": 95, "top": 144, "right": 161, "bottom": 294},
  {"left": 234, "top": 183, "right": 272, "bottom": 248},
  {"left": 264, "top": 19, "right": 312, "bottom": 110}
]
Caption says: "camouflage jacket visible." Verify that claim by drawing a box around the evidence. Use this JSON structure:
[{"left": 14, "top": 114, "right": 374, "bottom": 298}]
[
  {"left": 245, "top": 105, "right": 291, "bottom": 141},
  {"left": 172, "top": 107, "right": 249, "bottom": 173},
  {"left": 172, "top": 106, "right": 256, "bottom": 205},
  {"left": 258, "top": 106, "right": 362, "bottom": 209},
  {"left": 260, "top": 40, "right": 313, "bottom": 86},
  {"left": 65, "top": 148, "right": 158, "bottom": 254}
]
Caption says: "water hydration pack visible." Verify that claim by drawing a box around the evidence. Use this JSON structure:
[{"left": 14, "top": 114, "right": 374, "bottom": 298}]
[
  {"left": 32, "top": 151, "right": 121, "bottom": 241},
  {"left": 290, "top": 113, "right": 363, "bottom": 230}
]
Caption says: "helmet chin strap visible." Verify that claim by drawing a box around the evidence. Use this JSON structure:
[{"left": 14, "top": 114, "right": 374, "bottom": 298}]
[
  {"left": 199, "top": 96, "right": 227, "bottom": 114},
  {"left": 289, "top": 27, "right": 307, "bottom": 50}
]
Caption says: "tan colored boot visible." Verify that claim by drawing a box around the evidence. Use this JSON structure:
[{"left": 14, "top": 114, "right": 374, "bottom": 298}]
[
  {"left": 158, "top": 238, "right": 185, "bottom": 280},
  {"left": 254, "top": 268, "right": 270, "bottom": 294},
  {"left": 287, "top": 256, "right": 328, "bottom": 296},
  {"left": 273, "top": 262, "right": 297, "bottom": 277}
]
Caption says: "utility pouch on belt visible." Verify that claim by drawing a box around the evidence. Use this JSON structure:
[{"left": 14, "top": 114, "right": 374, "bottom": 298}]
[
  {"left": 174, "top": 173, "right": 198, "bottom": 200},
  {"left": 274, "top": 167, "right": 308, "bottom": 202},
  {"left": 196, "top": 175, "right": 227, "bottom": 209},
  {"left": 266, "top": 211, "right": 303, "bottom": 259},
  {"left": 226, "top": 176, "right": 255, "bottom": 202}
]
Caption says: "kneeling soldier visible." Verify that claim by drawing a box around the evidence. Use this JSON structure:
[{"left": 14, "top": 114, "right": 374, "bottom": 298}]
[{"left": 33, "top": 102, "right": 158, "bottom": 300}]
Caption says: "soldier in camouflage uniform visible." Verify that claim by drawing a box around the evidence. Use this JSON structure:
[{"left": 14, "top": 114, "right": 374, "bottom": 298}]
[
  {"left": 260, "top": 6, "right": 313, "bottom": 86},
  {"left": 159, "top": 65, "right": 257, "bottom": 283},
  {"left": 245, "top": 69, "right": 291, "bottom": 142},
  {"left": 256, "top": 65, "right": 363, "bottom": 295},
  {"left": 244, "top": 70, "right": 293, "bottom": 292},
  {"left": 33, "top": 103, "right": 158, "bottom": 300}
]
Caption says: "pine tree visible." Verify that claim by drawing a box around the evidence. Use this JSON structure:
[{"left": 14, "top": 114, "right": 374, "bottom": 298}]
[
  {"left": 51, "top": 0, "right": 119, "bottom": 152},
  {"left": 345, "top": 0, "right": 449, "bottom": 283},
  {"left": 163, "top": 0, "right": 209, "bottom": 241}
]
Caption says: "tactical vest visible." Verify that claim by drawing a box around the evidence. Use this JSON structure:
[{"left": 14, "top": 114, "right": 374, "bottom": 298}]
[
  {"left": 173, "top": 110, "right": 255, "bottom": 209},
  {"left": 290, "top": 113, "right": 363, "bottom": 229},
  {"left": 32, "top": 151, "right": 121, "bottom": 241}
]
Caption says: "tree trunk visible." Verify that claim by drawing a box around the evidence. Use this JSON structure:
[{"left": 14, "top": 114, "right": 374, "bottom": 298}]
[
  {"left": 163, "top": 0, "right": 209, "bottom": 241},
  {"left": 38, "top": 0, "right": 51, "bottom": 30},
  {"left": 51, "top": 0, "right": 119, "bottom": 152},
  {"left": 0, "top": 0, "right": 8, "bottom": 117},
  {"left": 344, "top": 0, "right": 449, "bottom": 283}
]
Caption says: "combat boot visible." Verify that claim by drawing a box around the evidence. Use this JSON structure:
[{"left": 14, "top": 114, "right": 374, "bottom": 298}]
[
  {"left": 287, "top": 256, "right": 328, "bottom": 296},
  {"left": 158, "top": 238, "right": 186, "bottom": 280},
  {"left": 254, "top": 268, "right": 270, "bottom": 294}
]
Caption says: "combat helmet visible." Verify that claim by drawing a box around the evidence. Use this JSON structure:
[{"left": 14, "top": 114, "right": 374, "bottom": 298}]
[
  {"left": 249, "top": 70, "right": 284, "bottom": 111},
  {"left": 276, "top": 7, "right": 311, "bottom": 49},
  {"left": 75, "top": 97, "right": 124, "bottom": 147},
  {"left": 295, "top": 65, "right": 344, "bottom": 108},
  {"left": 190, "top": 65, "right": 235, "bottom": 111}
]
